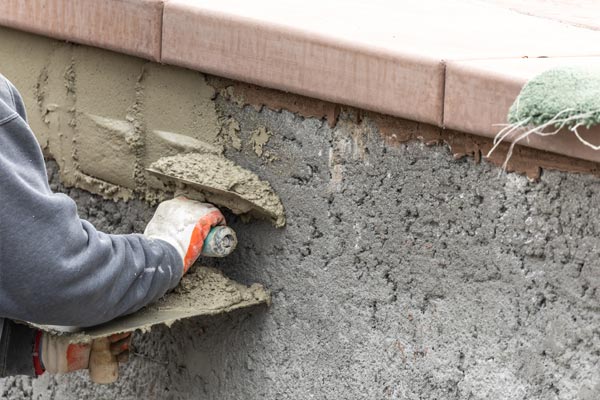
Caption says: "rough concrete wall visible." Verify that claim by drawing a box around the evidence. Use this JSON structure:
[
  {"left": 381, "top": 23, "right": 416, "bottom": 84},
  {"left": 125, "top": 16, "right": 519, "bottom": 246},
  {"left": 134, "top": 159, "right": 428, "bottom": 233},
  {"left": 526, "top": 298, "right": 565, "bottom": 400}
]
[
  {"left": 3, "top": 111, "right": 600, "bottom": 400},
  {"left": 1, "top": 28, "right": 600, "bottom": 400}
]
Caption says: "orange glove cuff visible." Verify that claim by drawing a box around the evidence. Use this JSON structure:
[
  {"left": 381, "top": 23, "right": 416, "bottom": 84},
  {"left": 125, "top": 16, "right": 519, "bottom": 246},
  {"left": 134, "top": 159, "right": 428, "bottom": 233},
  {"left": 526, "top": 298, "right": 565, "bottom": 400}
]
[{"left": 183, "top": 210, "right": 225, "bottom": 272}]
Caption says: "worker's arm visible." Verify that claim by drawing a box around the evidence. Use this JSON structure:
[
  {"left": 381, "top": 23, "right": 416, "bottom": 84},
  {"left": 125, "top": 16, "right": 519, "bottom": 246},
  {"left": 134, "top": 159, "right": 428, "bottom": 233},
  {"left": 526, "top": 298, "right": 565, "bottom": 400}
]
[{"left": 0, "top": 75, "right": 222, "bottom": 328}]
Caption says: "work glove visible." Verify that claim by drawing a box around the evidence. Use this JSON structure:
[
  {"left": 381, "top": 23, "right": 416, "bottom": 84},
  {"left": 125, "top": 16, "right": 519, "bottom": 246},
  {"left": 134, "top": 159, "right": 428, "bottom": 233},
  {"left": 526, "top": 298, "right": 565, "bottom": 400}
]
[
  {"left": 144, "top": 197, "right": 225, "bottom": 273},
  {"left": 35, "top": 332, "right": 131, "bottom": 375}
]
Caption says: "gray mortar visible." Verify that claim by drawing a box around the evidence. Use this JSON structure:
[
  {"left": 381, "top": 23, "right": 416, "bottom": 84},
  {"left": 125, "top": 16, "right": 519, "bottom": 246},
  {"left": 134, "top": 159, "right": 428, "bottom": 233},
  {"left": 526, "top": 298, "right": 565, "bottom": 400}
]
[{"left": 2, "top": 101, "right": 600, "bottom": 400}]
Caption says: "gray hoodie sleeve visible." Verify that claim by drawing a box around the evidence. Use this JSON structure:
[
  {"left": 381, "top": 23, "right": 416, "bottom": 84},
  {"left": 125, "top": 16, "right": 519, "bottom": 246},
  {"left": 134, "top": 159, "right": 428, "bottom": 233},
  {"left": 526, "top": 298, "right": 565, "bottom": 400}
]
[{"left": 0, "top": 74, "right": 184, "bottom": 327}]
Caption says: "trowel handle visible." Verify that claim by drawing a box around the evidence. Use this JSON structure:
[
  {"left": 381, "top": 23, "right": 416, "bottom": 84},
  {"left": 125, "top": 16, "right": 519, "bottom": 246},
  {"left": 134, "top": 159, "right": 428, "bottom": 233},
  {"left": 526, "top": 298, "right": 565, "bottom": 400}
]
[
  {"left": 89, "top": 337, "right": 119, "bottom": 384},
  {"left": 201, "top": 226, "right": 238, "bottom": 257}
]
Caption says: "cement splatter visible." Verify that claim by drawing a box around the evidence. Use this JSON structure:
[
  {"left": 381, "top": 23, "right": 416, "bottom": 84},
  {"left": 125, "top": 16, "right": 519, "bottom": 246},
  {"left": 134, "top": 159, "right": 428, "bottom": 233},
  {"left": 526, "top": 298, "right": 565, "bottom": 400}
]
[
  {"left": 250, "top": 126, "right": 271, "bottom": 157},
  {"left": 223, "top": 117, "right": 242, "bottom": 151}
]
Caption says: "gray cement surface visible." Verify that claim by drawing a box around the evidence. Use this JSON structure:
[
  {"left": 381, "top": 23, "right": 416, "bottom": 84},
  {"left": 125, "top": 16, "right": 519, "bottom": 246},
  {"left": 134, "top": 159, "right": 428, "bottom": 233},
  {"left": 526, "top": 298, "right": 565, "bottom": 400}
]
[{"left": 2, "top": 102, "right": 600, "bottom": 399}]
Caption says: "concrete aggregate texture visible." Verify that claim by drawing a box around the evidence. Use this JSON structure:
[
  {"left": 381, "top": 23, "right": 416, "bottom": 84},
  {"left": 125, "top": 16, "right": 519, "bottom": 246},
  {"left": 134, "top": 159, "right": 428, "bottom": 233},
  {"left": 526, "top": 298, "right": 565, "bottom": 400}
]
[
  {"left": 2, "top": 106, "right": 600, "bottom": 399},
  {"left": 0, "top": 27, "right": 599, "bottom": 400}
]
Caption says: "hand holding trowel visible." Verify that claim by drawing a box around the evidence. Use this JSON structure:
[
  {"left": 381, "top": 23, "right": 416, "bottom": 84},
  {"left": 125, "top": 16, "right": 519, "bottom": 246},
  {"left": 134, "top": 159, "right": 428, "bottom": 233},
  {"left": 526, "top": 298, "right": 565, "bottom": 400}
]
[
  {"left": 40, "top": 197, "right": 237, "bottom": 384},
  {"left": 39, "top": 152, "right": 284, "bottom": 384},
  {"left": 89, "top": 197, "right": 237, "bottom": 383}
]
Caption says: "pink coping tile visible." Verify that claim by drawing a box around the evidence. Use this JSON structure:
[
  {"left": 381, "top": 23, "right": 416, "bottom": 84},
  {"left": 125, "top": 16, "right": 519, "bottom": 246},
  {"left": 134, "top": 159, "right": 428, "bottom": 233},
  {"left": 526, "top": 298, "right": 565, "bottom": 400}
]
[
  {"left": 471, "top": 0, "right": 600, "bottom": 32},
  {"left": 162, "top": 0, "right": 600, "bottom": 128},
  {"left": 445, "top": 57, "right": 600, "bottom": 163},
  {"left": 0, "top": 0, "right": 164, "bottom": 61},
  {"left": 161, "top": 0, "right": 450, "bottom": 126}
]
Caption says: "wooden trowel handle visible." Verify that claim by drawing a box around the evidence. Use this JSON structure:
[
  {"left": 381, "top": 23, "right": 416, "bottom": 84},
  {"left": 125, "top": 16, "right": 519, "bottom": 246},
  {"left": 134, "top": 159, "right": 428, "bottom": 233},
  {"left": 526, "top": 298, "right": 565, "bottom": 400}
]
[{"left": 89, "top": 337, "right": 119, "bottom": 384}]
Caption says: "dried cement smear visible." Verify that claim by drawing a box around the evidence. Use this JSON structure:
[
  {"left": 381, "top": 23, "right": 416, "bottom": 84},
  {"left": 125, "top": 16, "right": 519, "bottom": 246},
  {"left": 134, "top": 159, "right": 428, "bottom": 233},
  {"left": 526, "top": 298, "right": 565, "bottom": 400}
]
[
  {"left": 150, "top": 152, "right": 286, "bottom": 227},
  {"left": 35, "top": 267, "right": 270, "bottom": 342},
  {"left": 250, "top": 126, "right": 271, "bottom": 157},
  {"left": 223, "top": 118, "right": 242, "bottom": 151}
]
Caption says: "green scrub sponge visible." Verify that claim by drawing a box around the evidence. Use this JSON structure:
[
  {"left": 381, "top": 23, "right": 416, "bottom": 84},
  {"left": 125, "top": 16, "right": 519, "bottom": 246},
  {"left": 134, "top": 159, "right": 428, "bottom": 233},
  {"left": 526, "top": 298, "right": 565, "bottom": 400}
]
[
  {"left": 508, "top": 66, "right": 600, "bottom": 129},
  {"left": 489, "top": 66, "right": 600, "bottom": 169}
]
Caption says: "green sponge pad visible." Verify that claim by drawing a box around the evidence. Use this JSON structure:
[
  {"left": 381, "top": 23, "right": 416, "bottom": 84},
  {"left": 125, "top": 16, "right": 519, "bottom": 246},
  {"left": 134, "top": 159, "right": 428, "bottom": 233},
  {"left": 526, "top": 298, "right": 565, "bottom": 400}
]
[{"left": 508, "top": 66, "right": 600, "bottom": 129}]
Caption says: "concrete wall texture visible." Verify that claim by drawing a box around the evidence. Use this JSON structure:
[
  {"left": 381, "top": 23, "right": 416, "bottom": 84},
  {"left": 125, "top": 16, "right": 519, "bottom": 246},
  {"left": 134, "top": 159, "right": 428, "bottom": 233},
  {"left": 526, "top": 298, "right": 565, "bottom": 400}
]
[{"left": 0, "top": 28, "right": 600, "bottom": 400}]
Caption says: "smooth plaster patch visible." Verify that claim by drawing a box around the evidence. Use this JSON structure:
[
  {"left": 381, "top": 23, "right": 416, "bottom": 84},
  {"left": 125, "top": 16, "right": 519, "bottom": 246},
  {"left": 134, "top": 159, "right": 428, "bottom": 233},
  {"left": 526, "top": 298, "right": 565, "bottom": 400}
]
[{"left": 0, "top": 28, "right": 229, "bottom": 202}]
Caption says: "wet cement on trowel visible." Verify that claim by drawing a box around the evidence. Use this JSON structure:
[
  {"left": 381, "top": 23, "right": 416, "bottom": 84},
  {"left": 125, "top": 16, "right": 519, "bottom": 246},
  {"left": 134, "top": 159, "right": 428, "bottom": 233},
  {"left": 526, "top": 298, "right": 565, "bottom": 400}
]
[
  {"left": 150, "top": 152, "right": 286, "bottom": 227},
  {"left": 34, "top": 266, "right": 269, "bottom": 342}
]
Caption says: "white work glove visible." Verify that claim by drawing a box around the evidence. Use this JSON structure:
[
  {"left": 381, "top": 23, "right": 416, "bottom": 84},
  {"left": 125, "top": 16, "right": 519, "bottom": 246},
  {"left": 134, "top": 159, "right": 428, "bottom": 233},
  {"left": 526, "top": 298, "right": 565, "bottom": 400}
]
[
  {"left": 37, "top": 332, "right": 131, "bottom": 374},
  {"left": 144, "top": 197, "right": 225, "bottom": 273}
]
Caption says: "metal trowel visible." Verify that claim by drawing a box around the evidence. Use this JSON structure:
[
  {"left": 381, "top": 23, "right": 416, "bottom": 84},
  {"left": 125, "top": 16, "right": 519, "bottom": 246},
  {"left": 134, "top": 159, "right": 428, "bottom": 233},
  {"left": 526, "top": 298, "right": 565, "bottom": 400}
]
[
  {"left": 80, "top": 225, "right": 239, "bottom": 384},
  {"left": 146, "top": 152, "right": 286, "bottom": 227}
]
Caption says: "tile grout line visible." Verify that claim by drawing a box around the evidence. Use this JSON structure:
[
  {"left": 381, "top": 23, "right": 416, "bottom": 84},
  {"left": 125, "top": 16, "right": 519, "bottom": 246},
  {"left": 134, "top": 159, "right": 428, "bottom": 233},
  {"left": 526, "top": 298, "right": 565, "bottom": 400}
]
[
  {"left": 157, "top": 1, "right": 166, "bottom": 62},
  {"left": 440, "top": 60, "right": 447, "bottom": 129}
]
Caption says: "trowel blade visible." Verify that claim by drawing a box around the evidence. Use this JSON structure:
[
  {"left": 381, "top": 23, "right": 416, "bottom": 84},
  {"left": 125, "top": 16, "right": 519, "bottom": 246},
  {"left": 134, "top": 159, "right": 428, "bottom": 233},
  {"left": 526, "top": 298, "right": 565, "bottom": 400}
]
[
  {"left": 147, "top": 167, "right": 265, "bottom": 215},
  {"left": 28, "top": 267, "right": 270, "bottom": 341},
  {"left": 145, "top": 153, "right": 285, "bottom": 227}
]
